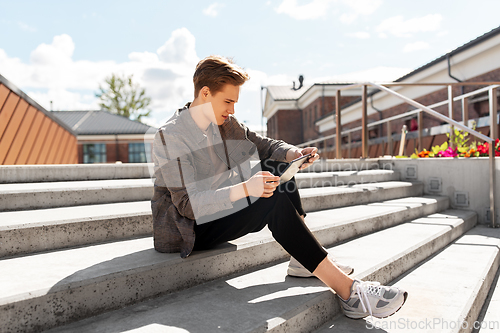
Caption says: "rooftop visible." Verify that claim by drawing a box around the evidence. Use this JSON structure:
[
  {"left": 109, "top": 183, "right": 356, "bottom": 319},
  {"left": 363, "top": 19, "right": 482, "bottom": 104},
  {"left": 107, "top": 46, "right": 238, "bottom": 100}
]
[
  {"left": 51, "top": 110, "right": 156, "bottom": 135},
  {"left": 0, "top": 74, "right": 76, "bottom": 136},
  {"left": 266, "top": 85, "right": 311, "bottom": 101},
  {"left": 396, "top": 24, "right": 500, "bottom": 82}
]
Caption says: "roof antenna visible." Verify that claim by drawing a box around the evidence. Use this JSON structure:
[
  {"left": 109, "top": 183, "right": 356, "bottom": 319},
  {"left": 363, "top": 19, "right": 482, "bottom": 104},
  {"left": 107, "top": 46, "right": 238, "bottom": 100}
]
[{"left": 292, "top": 75, "right": 304, "bottom": 91}]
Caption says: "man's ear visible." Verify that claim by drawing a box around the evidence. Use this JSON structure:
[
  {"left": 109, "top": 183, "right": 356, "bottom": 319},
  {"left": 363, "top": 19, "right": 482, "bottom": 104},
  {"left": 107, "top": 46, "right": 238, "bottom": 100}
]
[{"left": 200, "top": 86, "right": 211, "bottom": 100}]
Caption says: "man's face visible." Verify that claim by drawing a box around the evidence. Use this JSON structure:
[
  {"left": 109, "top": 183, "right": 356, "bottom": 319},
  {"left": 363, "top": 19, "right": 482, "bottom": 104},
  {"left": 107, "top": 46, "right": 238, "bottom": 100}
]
[{"left": 204, "top": 84, "right": 240, "bottom": 125}]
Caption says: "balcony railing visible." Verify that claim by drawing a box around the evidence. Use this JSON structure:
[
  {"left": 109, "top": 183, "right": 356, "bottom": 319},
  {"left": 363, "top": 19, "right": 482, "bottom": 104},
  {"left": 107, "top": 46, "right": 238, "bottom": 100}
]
[{"left": 296, "top": 82, "right": 500, "bottom": 228}]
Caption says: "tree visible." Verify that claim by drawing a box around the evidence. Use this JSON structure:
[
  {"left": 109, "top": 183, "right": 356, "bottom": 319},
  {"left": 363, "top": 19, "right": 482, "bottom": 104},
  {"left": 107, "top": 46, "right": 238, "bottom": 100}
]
[{"left": 95, "top": 73, "right": 152, "bottom": 122}]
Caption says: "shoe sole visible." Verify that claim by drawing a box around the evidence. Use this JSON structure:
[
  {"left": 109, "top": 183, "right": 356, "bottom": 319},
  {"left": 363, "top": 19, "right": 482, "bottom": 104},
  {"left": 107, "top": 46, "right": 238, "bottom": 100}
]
[{"left": 343, "top": 291, "right": 408, "bottom": 320}]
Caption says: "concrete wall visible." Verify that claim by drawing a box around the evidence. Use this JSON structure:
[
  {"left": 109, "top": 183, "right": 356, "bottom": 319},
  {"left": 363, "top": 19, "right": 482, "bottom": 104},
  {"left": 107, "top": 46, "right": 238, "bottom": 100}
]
[{"left": 380, "top": 157, "right": 500, "bottom": 225}]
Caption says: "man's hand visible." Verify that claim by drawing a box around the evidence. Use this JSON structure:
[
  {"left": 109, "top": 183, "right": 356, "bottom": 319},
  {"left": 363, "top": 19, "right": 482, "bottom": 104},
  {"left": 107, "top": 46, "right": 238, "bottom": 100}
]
[
  {"left": 286, "top": 148, "right": 303, "bottom": 162},
  {"left": 230, "top": 171, "right": 280, "bottom": 201},
  {"left": 285, "top": 147, "right": 319, "bottom": 170},
  {"left": 245, "top": 171, "right": 280, "bottom": 198},
  {"left": 299, "top": 147, "right": 319, "bottom": 170}
]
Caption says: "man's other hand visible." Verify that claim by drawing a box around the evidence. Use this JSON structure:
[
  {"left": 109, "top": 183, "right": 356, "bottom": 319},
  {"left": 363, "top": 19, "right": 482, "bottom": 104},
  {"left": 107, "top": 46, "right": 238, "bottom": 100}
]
[{"left": 299, "top": 147, "right": 319, "bottom": 170}]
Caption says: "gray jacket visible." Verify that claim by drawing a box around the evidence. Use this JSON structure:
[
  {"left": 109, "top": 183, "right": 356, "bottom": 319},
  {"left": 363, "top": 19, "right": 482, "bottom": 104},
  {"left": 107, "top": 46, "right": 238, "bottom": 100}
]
[{"left": 151, "top": 103, "right": 296, "bottom": 257}]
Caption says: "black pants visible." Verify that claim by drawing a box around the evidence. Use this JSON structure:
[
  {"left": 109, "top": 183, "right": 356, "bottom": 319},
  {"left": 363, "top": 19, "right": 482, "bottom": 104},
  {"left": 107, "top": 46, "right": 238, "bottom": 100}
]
[{"left": 193, "top": 159, "right": 327, "bottom": 273}]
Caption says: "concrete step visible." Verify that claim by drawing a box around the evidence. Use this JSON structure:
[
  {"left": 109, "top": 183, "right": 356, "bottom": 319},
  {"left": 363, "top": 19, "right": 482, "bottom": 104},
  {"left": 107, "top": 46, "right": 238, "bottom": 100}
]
[
  {"left": 0, "top": 201, "right": 152, "bottom": 258},
  {"left": 294, "top": 169, "right": 400, "bottom": 188},
  {"left": 0, "top": 196, "right": 448, "bottom": 332},
  {"left": 0, "top": 163, "right": 153, "bottom": 183},
  {"left": 0, "top": 179, "right": 154, "bottom": 211},
  {"left": 43, "top": 209, "right": 476, "bottom": 333},
  {"left": 475, "top": 252, "right": 500, "bottom": 332},
  {"left": 0, "top": 171, "right": 400, "bottom": 212},
  {"left": 315, "top": 226, "right": 500, "bottom": 333},
  {"left": 0, "top": 159, "right": 385, "bottom": 184},
  {"left": 0, "top": 193, "right": 446, "bottom": 259},
  {"left": 0, "top": 174, "right": 412, "bottom": 213},
  {"left": 0, "top": 180, "right": 420, "bottom": 257},
  {"left": 300, "top": 181, "right": 423, "bottom": 212},
  {"left": 298, "top": 158, "right": 383, "bottom": 173}
]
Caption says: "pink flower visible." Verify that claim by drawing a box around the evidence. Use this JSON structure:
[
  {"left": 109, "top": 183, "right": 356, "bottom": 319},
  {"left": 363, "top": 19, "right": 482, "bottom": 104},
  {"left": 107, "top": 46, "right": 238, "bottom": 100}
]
[{"left": 441, "top": 147, "right": 458, "bottom": 157}]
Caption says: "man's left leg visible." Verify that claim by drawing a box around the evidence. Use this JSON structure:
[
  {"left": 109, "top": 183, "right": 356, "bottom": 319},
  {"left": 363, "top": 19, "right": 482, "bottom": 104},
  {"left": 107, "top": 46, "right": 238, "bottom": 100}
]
[{"left": 255, "top": 159, "right": 353, "bottom": 277}]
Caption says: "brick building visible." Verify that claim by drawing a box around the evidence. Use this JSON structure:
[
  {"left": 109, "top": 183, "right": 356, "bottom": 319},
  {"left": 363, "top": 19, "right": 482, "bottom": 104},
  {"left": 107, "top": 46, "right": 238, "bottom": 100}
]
[
  {"left": 52, "top": 111, "right": 155, "bottom": 164},
  {"left": 264, "top": 84, "right": 369, "bottom": 146},
  {"left": 0, "top": 74, "right": 78, "bottom": 165},
  {"left": 265, "top": 25, "right": 500, "bottom": 157}
]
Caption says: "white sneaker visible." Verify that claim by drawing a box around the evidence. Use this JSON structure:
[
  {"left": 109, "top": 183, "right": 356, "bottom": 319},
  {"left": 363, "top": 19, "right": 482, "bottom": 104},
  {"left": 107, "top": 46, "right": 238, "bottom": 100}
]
[
  {"left": 339, "top": 279, "right": 408, "bottom": 319},
  {"left": 287, "top": 255, "right": 354, "bottom": 277}
]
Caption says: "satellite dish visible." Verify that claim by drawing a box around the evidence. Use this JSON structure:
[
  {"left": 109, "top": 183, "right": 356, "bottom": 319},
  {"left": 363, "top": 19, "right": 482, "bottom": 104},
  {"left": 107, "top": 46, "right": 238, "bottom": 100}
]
[{"left": 292, "top": 75, "right": 304, "bottom": 91}]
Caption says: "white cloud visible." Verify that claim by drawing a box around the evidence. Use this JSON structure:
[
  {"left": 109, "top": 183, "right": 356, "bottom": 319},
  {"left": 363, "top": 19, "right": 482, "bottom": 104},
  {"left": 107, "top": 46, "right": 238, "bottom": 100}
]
[
  {"left": 0, "top": 29, "right": 281, "bottom": 131},
  {"left": 376, "top": 14, "right": 442, "bottom": 37},
  {"left": 18, "top": 21, "right": 36, "bottom": 32},
  {"left": 27, "top": 89, "right": 98, "bottom": 112},
  {"left": 0, "top": 29, "right": 411, "bottom": 133},
  {"left": 235, "top": 69, "right": 299, "bottom": 131},
  {"left": 403, "top": 41, "right": 430, "bottom": 53},
  {"left": 339, "top": 0, "right": 382, "bottom": 24},
  {"left": 342, "top": 0, "right": 382, "bottom": 15},
  {"left": 340, "top": 13, "right": 357, "bottom": 24},
  {"left": 346, "top": 31, "right": 370, "bottom": 39},
  {"left": 156, "top": 28, "right": 198, "bottom": 66},
  {"left": 30, "top": 34, "right": 75, "bottom": 66},
  {"left": 0, "top": 29, "right": 200, "bottom": 127},
  {"left": 203, "top": 3, "right": 224, "bottom": 17},
  {"left": 316, "top": 66, "right": 412, "bottom": 83},
  {"left": 275, "top": 0, "right": 334, "bottom": 20},
  {"left": 275, "top": 0, "right": 381, "bottom": 23}
]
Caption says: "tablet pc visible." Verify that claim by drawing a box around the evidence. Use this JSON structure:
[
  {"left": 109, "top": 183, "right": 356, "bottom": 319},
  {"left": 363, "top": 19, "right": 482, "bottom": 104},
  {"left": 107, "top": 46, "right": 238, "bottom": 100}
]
[{"left": 278, "top": 153, "right": 312, "bottom": 184}]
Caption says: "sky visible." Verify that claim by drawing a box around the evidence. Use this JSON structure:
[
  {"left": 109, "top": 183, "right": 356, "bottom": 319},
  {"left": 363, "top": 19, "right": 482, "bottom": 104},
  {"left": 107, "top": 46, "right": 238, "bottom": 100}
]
[{"left": 1, "top": 0, "right": 500, "bottom": 131}]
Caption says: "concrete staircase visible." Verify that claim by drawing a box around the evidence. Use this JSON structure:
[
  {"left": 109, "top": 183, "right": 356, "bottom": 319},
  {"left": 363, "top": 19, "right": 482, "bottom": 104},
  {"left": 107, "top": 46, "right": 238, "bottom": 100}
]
[{"left": 0, "top": 159, "right": 498, "bottom": 333}]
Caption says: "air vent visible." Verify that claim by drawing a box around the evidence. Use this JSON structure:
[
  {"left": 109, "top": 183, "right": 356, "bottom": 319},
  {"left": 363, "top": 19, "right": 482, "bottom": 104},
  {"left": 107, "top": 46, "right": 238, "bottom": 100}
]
[
  {"left": 428, "top": 177, "right": 442, "bottom": 192},
  {"left": 405, "top": 165, "right": 417, "bottom": 180},
  {"left": 454, "top": 192, "right": 469, "bottom": 207}
]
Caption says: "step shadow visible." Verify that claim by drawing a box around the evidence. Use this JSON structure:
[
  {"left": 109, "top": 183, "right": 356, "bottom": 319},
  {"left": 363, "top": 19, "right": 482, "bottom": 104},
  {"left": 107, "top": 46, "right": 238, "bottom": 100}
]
[{"left": 46, "top": 250, "right": 339, "bottom": 333}]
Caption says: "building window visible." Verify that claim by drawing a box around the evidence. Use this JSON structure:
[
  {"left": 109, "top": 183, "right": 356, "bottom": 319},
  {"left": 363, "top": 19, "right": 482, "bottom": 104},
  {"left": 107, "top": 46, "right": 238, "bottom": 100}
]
[
  {"left": 83, "top": 143, "right": 107, "bottom": 164},
  {"left": 129, "top": 142, "right": 151, "bottom": 163}
]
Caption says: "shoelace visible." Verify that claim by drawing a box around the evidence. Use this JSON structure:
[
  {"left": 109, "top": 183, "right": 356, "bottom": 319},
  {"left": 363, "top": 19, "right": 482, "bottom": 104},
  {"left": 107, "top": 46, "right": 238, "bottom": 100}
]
[{"left": 355, "top": 281, "right": 383, "bottom": 318}]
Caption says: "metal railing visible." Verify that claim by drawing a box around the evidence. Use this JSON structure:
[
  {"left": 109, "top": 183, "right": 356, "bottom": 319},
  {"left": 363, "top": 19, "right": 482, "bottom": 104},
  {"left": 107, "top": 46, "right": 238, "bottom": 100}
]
[{"left": 296, "top": 82, "right": 499, "bottom": 228}]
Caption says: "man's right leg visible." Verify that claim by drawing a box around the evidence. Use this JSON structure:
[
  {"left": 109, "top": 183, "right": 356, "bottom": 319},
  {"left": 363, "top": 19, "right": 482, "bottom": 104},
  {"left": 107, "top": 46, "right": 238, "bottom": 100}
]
[
  {"left": 193, "top": 182, "right": 327, "bottom": 274},
  {"left": 193, "top": 186, "right": 407, "bottom": 320}
]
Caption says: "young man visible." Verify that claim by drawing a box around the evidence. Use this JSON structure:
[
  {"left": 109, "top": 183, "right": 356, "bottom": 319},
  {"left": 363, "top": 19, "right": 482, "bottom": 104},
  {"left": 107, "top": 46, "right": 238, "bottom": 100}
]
[{"left": 151, "top": 55, "right": 407, "bottom": 320}]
